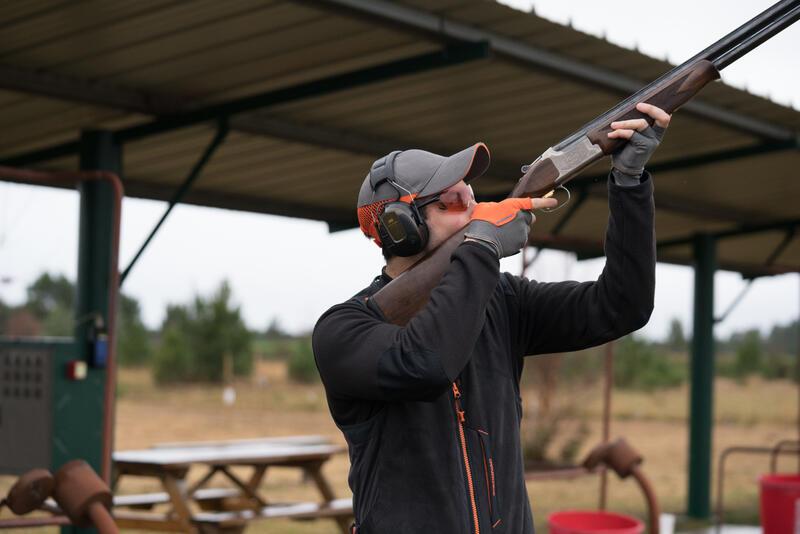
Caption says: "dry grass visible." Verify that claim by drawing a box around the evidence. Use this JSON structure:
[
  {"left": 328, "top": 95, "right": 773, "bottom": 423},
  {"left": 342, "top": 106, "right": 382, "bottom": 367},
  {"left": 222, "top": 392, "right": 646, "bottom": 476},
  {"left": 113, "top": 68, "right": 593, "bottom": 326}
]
[
  {"left": 1, "top": 360, "right": 796, "bottom": 533},
  {"left": 578, "top": 375, "right": 798, "bottom": 425}
]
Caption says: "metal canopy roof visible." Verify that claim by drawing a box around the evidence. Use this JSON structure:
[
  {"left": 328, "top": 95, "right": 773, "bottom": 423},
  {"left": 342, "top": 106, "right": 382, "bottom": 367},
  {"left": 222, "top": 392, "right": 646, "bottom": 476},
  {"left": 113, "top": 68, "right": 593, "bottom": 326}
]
[{"left": 0, "top": 0, "right": 798, "bottom": 277}]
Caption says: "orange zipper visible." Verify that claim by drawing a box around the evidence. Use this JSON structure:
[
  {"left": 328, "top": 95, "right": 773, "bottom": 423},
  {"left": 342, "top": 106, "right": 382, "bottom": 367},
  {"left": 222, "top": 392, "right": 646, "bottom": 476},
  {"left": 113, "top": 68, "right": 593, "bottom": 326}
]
[{"left": 453, "top": 382, "right": 480, "bottom": 534}]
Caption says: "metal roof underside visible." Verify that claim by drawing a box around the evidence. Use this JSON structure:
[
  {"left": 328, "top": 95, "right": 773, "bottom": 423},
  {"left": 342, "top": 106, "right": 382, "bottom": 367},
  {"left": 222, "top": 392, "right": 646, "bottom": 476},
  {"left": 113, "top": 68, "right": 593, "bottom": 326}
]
[{"left": 0, "top": 0, "right": 798, "bottom": 277}]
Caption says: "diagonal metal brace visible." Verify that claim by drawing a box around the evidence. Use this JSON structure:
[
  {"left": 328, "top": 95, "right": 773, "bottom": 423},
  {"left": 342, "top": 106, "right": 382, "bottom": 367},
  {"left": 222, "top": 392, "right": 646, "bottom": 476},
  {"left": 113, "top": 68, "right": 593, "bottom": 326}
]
[
  {"left": 714, "top": 226, "right": 796, "bottom": 323},
  {"left": 119, "top": 120, "right": 230, "bottom": 285}
]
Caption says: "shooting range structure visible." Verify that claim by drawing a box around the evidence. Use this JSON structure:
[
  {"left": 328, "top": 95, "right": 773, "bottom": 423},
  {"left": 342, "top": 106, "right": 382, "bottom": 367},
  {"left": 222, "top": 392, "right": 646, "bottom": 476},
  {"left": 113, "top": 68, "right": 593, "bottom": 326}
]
[{"left": 0, "top": 0, "right": 798, "bottom": 527}]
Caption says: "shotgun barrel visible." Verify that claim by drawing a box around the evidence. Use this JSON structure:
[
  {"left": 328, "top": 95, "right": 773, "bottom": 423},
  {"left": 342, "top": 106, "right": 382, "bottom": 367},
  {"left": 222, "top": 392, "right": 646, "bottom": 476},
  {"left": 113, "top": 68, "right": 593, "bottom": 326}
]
[
  {"left": 712, "top": 2, "right": 800, "bottom": 69},
  {"left": 553, "top": 0, "right": 799, "bottom": 154}
]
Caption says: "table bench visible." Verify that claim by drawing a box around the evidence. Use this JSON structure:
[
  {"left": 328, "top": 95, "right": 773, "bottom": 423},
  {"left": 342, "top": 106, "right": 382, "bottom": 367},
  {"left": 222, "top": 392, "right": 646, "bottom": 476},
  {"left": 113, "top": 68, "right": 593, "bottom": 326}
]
[
  {"left": 114, "top": 487, "right": 241, "bottom": 510},
  {"left": 190, "top": 498, "right": 354, "bottom": 533}
]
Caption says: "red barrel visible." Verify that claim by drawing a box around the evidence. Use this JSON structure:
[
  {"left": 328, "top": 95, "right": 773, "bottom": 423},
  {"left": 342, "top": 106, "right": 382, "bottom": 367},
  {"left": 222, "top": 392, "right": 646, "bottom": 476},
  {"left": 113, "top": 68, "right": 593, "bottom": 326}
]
[
  {"left": 548, "top": 510, "right": 644, "bottom": 534},
  {"left": 760, "top": 473, "right": 800, "bottom": 534}
]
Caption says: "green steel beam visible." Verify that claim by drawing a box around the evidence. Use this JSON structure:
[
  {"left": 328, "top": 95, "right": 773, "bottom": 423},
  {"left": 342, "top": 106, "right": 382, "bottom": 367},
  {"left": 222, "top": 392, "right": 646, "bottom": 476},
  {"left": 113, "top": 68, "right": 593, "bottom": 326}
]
[
  {"left": 659, "top": 217, "right": 800, "bottom": 250},
  {"left": 119, "top": 120, "right": 230, "bottom": 285},
  {"left": 0, "top": 42, "right": 489, "bottom": 167},
  {"left": 688, "top": 233, "right": 716, "bottom": 519},
  {"left": 2, "top": 140, "right": 81, "bottom": 168},
  {"left": 570, "top": 139, "right": 798, "bottom": 192},
  {"left": 647, "top": 139, "right": 797, "bottom": 174},
  {"left": 714, "top": 217, "right": 800, "bottom": 241},
  {"left": 115, "top": 42, "right": 489, "bottom": 143}
]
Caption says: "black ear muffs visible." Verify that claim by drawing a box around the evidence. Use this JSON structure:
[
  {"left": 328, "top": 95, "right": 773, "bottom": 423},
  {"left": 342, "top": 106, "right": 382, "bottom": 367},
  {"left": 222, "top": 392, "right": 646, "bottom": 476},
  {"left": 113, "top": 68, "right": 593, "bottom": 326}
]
[
  {"left": 369, "top": 151, "right": 429, "bottom": 257},
  {"left": 376, "top": 202, "right": 429, "bottom": 257}
]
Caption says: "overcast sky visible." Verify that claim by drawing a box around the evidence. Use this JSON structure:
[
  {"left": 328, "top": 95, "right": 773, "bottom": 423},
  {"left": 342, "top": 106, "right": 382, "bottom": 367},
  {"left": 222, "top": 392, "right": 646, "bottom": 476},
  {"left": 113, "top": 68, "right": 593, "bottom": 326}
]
[{"left": 0, "top": 0, "right": 798, "bottom": 341}]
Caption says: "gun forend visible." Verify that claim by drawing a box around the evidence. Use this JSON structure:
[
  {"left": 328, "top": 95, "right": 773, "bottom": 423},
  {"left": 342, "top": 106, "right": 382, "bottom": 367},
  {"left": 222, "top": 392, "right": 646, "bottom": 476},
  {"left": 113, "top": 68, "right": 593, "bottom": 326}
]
[{"left": 587, "top": 59, "right": 720, "bottom": 154}]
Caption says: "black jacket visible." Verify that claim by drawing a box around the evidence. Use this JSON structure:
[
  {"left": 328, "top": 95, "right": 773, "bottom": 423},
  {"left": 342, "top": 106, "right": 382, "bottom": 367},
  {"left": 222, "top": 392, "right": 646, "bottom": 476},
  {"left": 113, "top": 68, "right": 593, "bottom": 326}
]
[{"left": 313, "top": 176, "right": 656, "bottom": 533}]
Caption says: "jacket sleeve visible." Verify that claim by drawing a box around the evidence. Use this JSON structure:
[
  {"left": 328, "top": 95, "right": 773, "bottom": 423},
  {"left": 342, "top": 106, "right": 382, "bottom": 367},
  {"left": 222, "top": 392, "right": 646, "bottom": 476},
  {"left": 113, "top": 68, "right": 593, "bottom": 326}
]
[
  {"left": 508, "top": 173, "right": 656, "bottom": 356},
  {"left": 313, "top": 241, "right": 500, "bottom": 402}
]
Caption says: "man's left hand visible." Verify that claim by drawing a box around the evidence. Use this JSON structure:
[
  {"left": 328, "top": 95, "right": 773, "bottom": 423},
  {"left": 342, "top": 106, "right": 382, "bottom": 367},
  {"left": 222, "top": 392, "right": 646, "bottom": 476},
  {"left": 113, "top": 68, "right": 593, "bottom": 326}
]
[{"left": 608, "top": 102, "right": 671, "bottom": 181}]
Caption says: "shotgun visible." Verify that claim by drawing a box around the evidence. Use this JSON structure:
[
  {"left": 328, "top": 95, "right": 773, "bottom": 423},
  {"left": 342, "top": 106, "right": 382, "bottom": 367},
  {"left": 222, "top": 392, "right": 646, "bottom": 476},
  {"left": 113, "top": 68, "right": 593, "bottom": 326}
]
[{"left": 371, "top": 0, "right": 800, "bottom": 326}]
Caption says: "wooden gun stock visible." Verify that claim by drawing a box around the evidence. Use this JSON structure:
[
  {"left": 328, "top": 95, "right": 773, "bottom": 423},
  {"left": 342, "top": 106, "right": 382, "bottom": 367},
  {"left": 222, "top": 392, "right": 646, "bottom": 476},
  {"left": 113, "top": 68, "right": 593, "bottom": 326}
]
[{"left": 372, "top": 227, "right": 467, "bottom": 325}]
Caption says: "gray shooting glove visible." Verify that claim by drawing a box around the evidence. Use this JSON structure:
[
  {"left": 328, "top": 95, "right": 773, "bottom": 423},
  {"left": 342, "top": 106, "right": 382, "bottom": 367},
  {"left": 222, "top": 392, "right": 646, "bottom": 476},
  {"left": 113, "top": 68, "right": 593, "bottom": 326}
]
[
  {"left": 611, "top": 124, "right": 666, "bottom": 185},
  {"left": 464, "top": 198, "right": 534, "bottom": 259}
]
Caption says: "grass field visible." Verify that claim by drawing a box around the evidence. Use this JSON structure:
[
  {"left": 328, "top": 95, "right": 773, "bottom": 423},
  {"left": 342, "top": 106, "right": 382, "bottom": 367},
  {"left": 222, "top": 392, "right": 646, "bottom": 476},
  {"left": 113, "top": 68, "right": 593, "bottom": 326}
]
[{"left": 1, "top": 358, "right": 797, "bottom": 533}]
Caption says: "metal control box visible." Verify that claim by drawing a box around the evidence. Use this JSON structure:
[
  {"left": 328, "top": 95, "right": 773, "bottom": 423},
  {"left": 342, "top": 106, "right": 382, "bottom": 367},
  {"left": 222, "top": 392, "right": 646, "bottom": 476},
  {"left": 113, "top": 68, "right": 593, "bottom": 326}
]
[{"left": 0, "top": 344, "right": 53, "bottom": 474}]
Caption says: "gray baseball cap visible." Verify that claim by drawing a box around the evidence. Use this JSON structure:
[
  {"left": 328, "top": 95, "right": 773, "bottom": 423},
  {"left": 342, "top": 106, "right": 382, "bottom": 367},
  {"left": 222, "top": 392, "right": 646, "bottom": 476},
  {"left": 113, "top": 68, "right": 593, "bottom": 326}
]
[{"left": 357, "top": 142, "right": 490, "bottom": 208}]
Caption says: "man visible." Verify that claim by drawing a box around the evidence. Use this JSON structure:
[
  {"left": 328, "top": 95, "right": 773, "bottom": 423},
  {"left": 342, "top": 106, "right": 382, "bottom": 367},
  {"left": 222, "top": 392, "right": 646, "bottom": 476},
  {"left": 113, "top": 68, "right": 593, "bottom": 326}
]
[{"left": 313, "top": 102, "right": 670, "bottom": 533}]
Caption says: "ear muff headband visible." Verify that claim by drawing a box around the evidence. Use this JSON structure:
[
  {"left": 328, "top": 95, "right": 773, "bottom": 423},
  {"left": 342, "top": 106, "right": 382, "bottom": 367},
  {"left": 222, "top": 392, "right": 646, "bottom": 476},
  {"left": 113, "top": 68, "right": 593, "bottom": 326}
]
[
  {"left": 368, "top": 151, "right": 429, "bottom": 257},
  {"left": 369, "top": 151, "right": 401, "bottom": 190}
]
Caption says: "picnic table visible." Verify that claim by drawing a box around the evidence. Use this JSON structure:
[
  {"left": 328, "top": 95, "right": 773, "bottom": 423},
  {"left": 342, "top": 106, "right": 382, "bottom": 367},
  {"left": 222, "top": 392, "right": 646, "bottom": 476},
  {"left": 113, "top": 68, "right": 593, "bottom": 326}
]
[{"left": 111, "top": 436, "right": 353, "bottom": 534}]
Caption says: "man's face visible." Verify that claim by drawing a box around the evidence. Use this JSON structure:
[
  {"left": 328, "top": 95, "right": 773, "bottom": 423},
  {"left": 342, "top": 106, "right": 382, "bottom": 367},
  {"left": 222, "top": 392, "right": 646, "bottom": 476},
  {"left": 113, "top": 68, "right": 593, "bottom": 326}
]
[{"left": 419, "top": 180, "right": 475, "bottom": 251}]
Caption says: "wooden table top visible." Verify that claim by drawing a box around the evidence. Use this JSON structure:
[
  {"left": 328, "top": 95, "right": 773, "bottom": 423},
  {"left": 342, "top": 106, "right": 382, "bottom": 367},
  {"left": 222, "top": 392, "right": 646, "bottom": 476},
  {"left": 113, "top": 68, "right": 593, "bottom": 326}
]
[{"left": 113, "top": 440, "right": 346, "bottom": 469}]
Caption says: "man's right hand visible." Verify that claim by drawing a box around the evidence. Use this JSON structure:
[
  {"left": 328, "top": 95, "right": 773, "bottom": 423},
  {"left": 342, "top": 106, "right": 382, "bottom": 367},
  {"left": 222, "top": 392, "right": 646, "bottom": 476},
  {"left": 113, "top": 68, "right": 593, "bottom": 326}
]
[{"left": 464, "top": 197, "right": 557, "bottom": 258}]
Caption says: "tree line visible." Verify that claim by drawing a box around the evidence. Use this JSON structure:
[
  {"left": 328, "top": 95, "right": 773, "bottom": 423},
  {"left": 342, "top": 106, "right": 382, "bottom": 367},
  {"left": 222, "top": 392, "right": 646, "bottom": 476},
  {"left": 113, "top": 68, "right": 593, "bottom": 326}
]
[{"left": 1, "top": 273, "right": 796, "bottom": 387}]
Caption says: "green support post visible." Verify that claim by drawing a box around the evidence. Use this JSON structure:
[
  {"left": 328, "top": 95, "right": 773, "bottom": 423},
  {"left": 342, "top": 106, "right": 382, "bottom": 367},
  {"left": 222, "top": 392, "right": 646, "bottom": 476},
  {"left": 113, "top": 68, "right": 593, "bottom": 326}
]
[
  {"left": 56, "top": 130, "right": 119, "bottom": 534},
  {"left": 687, "top": 233, "right": 716, "bottom": 518},
  {"left": 75, "top": 130, "right": 119, "bottom": 358}
]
